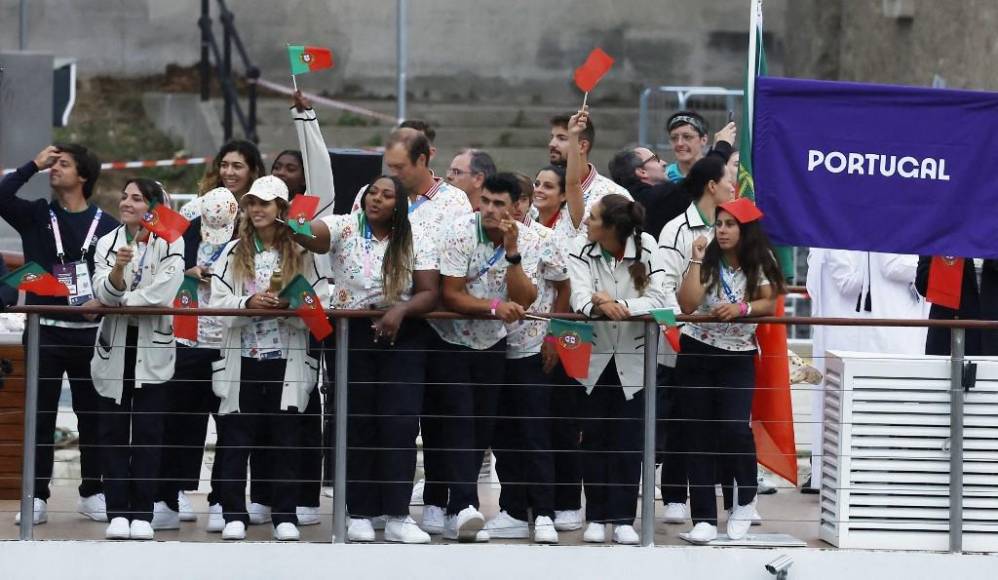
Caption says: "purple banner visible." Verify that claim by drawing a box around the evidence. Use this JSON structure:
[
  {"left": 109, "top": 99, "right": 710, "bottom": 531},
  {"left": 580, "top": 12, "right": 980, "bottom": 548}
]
[{"left": 754, "top": 77, "right": 998, "bottom": 258}]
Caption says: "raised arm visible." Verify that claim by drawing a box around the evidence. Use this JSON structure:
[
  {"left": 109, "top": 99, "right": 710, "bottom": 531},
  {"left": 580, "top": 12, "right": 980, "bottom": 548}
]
[
  {"left": 565, "top": 109, "right": 588, "bottom": 228},
  {"left": 292, "top": 91, "right": 336, "bottom": 218}
]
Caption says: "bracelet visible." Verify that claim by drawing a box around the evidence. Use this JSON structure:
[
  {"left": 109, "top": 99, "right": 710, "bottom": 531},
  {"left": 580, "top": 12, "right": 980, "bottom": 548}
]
[
  {"left": 746, "top": 302, "right": 753, "bottom": 316},
  {"left": 739, "top": 302, "right": 749, "bottom": 316},
  {"left": 689, "top": 259, "right": 703, "bottom": 265},
  {"left": 490, "top": 298, "right": 502, "bottom": 317}
]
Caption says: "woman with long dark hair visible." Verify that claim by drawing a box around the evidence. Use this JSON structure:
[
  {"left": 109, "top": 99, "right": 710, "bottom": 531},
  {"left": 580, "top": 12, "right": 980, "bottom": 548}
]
[
  {"left": 675, "top": 197, "right": 786, "bottom": 543},
  {"left": 567, "top": 193, "right": 672, "bottom": 545},
  {"left": 297, "top": 175, "right": 439, "bottom": 543},
  {"left": 184, "top": 140, "right": 265, "bottom": 221},
  {"left": 209, "top": 175, "right": 327, "bottom": 542},
  {"left": 91, "top": 178, "right": 185, "bottom": 540}
]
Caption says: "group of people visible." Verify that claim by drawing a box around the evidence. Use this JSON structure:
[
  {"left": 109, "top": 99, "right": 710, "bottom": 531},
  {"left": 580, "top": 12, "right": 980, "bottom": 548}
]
[{"left": 2, "top": 100, "right": 792, "bottom": 546}]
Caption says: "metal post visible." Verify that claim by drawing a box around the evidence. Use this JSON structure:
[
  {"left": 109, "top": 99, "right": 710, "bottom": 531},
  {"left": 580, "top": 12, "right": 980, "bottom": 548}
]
[
  {"left": 396, "top": 0, "right": 408, "bottom": 125},
  {"left": 222, "top": 12, "right": 233, "bottom": 142},
  {"left": 19, "top": 0, "right": 28, "bottom": 50},
  {"left": 199, "top": 0, "right": 210, "bottom": 101},
  {"left": 949, "top": 328, "right": 965, "bottom": 553},
  {"left": 638, "top": 88, "right": 652, "bottom": 148},
  {"left": 19, "top": 314, "right": 40, "bottom": 540},
  {"left": 333, "top": 320, "right": 349, "bottom": 543},
  {"left": 640, "top": 321, "right": 658, "bottom": 546}
]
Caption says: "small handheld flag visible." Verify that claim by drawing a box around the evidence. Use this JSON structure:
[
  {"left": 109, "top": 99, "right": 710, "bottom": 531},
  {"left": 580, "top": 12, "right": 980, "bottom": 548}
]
[
  {"left": 651, "top": 309, "right": 682, "bottom": 353},
  {"left": 0, "top": 262, "right": 69, "bottom": 297},
  {"left": 926, "top": 256, "right": 964, "bottom": 310},
  {"left": 287, "top": 195, "right": 320, "bottom": 237},
  {"left": 574, "top": 48, "right": 614, "bottom": 108},
  {"left": 279, "top": 274, "right": 333, "bottom": 341},
  {"left": 141, "top": 201, "right": 190, "bottom": 243},
  {"left": 288, "top": 45, "right": 334, "bottom": 91},
  {"left": 547, "top": 319, "right": 593, "bottom": 379},
  {"left": 173, "top": 275, "right": 200, "bottom": 342}
]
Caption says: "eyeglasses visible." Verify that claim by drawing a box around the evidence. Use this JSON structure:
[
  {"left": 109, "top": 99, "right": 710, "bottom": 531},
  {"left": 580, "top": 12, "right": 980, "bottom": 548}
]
[
  {"left": 639, "top": 154, "right": 661, "bottom": 168},
  {"left": 447, "top": 167, "right": 476, "bottom": 177}
]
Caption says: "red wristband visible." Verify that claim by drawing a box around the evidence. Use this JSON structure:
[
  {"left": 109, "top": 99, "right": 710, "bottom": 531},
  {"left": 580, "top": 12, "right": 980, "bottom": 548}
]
[
  {"left": 490, "top": 298, "right": 502, "bottom": 316},
  {"left": 739, "top": 302, "right": 749, "bottom": 316}
]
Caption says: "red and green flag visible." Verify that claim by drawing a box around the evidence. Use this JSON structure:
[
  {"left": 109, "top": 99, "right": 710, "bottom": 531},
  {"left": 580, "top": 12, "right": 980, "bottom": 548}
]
[
  {"left": 173, "top": 275, "right": 200, "bottom": 342},
  {"left": 573, "top": 48, "right": 614, "bottom": 93},
  {"left": 651, "top": 309, "right": 682, "bottom": 353},
  {"left": 1, "top": 261, "right": 69, "bottom": 297},
  {"left": 288, "top": 45, "right": 334, "bottom": 76},
  {"left": 141, "top": 201, "right": 190, "bottom": 243},
  {"left": 287, "top": 194, "right": 319, "bottom": 237},
  {"left": 547, "top": 319, "right": 593, "bottom": 379},
  {"left": 737, "top": 0, "right": 794, "bottom": 283},
  {"left": 926, "top": 256, "right": 964, "bottom": 310},
  {"left": 279, "top": 274, "right": 332, "bottom": 341}
]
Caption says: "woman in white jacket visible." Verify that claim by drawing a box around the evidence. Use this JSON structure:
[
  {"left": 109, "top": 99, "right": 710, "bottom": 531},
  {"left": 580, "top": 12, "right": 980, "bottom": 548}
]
[
  {"left": 91, "top": 178, "right": 185, "bottom": 541},
  {"left": 209, "top": 175, "right": 327, "bottom": 542},
  {"left": 567, "top": 193, "right": 673, "bottom": 545}
]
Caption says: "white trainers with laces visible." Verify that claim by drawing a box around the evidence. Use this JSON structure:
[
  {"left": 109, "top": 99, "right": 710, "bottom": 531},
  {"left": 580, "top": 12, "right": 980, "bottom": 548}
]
[
  {"left": 612, "top": 524, "right": 640, "bottom": 545},
  {"left": 177, "top": 492, "right": 197, "bottom": 522},
  {"left": 273, "top": 522, "right": 300, "bottom": 541},
  {"left": 533, "top": 516, "right": 559, "bottom": 544},
  {"left": 78, "top": 493, "right": 107, "bottom": 522},
  {"left": 483, "top": 510, "right": 529, "bottom": 539},
  {"left": 553, "top": 509, "right": 583, "bottom": 531},
  {"left": 13, "top": 498, "right": 47, "bottom": 525},
  {"left": 726, "top": 504, "right": 753, "bottom": 540},
  {"left": 385, "top": 515, "right": 431, "bottom": 544},
  {"left": 685, "top": 521, "right": 718, "bottom": 544},
  {"left": 296, "top": 506, "right": 321, "bottom": 526},
  {"left": 105, "top": 517, "right": 131, "bottom": 540},
  {"left": 151, "top": 501, "right": 180, "bottom": 530},
  {"left": 663, "top": 502, "right": 688, "bottom": 524},
  {"left": 347, "top": 517, "right": 376, "bottom": 542},
  {"left": 247, "top": 502, "right": 271, "bottom": 525},
  {"left": 420, "top": 505, "right": 446, "bottom": 535},
  {"left": 582, "top": 522, "right": 606, "bottom": 543},
  {"left": 207, "top": 503, "right": 225, "bottom": 533},
  {"left": 443, "top": 506, "right": 485, "bottom": 542},
  {"left": 221, "top": 520, "right": 246, "bottom": 540},
  {"left": 130, "top": 519, "right": 155, "bottom": 541}
]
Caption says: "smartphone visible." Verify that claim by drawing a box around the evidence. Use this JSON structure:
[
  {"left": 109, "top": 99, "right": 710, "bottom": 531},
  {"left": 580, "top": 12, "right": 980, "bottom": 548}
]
[{"left": 727, "top": 110, "right": 735, "bottom": 123}]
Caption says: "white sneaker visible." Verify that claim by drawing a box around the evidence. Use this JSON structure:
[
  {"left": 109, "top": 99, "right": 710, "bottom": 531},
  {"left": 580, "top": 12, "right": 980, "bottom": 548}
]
[
  {"left": 105, "top": 517, "right": 131, "bottom": 540},
  {"left": 748, "top": 499, "right": 763, "bottom": 526},
  {"left": 553, "top": 509, "right": 583, "bottom": 531},
  {"left": 726, "top": 504, "right": 753, "bottom": 540},
  {"left": 582, "top": 522, "right": 606, "bottom": 543},
  {"left": 420, "top": 505, "right": 446, "bottom": 535},
  {"left": 247, "top": 502, "right": 271, "bottom": 525},
  {"left": 663, "top": 502, "right": 688, "bottom": 524},
  {"left": 130, "top": 519, "right": 154, "bottom": 541},
  {"left": 613, "top": 524, "right": 640, "bottom": 545},
  {"left": 78, "top": 493, "right": 107, "bottom": 522},
  {"left": 14, "top": 498, "right": 47, "bottom": 525},
  {"left": 474, "top": 530, "right": 490, "bottom": 542},
  {"left": 296, "top": 506, "right": 321, "bottom": 526},
  {"left": 686, "top": 522, "right": 718, "bottom": 544},
  {"left": 273, "top": 522, "right": 300, "bottom": 541},
  {"left": 206, "top": 503, "right": 225, "bottom": 533},
  {"left": 483, "top": 510, "right": 529, "bottom": 539},
  {"left": 758, "top": 471, "right": 778, "bottom": 495},
  {"left": 151, "top": 501, "right": 180, "bottom": 530},
  {"left": 533, "top": 516, "right": 559, "bottom": 544},
  {"left": 222, "top": 520, "right": 246, "bottom": 540},
  {"left": 385, "top": 515, "right": 431, "bottom": 544},
  {"left": 371, "top": 515, "right": 388, "bottom": 530},
  {"left": 410, "top": 479, "right": 425, "bottom": 505},
  {"left": 444, "top": 506, "right": 485, "bottom": 542},
  {"left": 347, "top": 517, "right": 376, "bottom": 542},
  {"left": 178, "top": 492, "right": 196, "bottom": 522}
]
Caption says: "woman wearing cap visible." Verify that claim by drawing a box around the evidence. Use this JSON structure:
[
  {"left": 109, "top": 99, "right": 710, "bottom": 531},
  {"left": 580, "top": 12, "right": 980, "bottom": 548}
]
[
  {"left": 152, "top": 187, "right": 239, "bottom": 532},
  {"left": 675, "top": 198, "right": 785, "bottom": 544},
  {"left": 209, "top": 175, "right": 327, "bottom": 542},
  {"left": 91, "top": 178, "right": 186, "bottom": 540},
  {"left": 295, "top": 174, "right": 439, "bottom": 544},
  {"left": 567, "top": 194, "right": 673, "bottom": 545},
  {"left": 183, "top": 140, "right": 265, "bottom": 221}
]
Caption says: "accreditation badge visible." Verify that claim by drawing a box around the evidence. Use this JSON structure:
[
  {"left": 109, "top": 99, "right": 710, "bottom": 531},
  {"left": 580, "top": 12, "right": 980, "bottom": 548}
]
[{"left": 53, "top": 261, "right": 94, "bottom": 306}]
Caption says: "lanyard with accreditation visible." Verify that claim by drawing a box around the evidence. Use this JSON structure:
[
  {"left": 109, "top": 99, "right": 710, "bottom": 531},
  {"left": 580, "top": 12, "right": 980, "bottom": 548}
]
[
  {"left": 49, "top": 208, "right": 103, "bottom": 306},
  {"left": 468, "top": 214, "right": 506, "bottom": 283}
]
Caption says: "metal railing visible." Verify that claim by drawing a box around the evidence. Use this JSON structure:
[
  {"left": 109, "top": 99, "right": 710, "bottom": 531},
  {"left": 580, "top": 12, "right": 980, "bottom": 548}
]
[
  {"left": 638, "top": 86, "right": 744, "bottom": 153},
  {"left": 4, "top": 304, "right": 992, "bottom": 553},
  {"left": 198, "top": 0, "right": 259, "bottom": 143}
]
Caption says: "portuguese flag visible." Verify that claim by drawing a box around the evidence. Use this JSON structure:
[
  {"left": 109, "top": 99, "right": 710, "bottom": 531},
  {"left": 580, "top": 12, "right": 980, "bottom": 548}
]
[
  {"left": 547, "top": 319, "right": 593, "bottom": 379},
  {"left": 1, "top": 261, "right": 69, "bottom": 297},
  {"left": 288, "top": 45, "right": 334, "bottom": 76},
  {"left": 173, "top": 275, "right": 200, "bottom": 342},
  {"left": 141, "top": 201, "right": 190, "bottom": 243},
  {"left": 279, "top": 274, "right": 332, "bottom": 340},
  {"left": 287, "top": 194, "right": 319, "bottom": 237},
  {"left": 651, "top": 309, "right": 682, "bottom": 353}
]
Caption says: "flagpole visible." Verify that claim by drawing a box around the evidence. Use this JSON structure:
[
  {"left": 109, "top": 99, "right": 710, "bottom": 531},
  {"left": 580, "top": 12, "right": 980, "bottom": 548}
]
[
  {"left": 746, "top": 0, "right": 762, "bottom": 138},
  {"left": 582, "top": 91, "right": 589, "bottom": 110},
  {"left": 292, "top": 74, "right": 299, "bottom": 93}
]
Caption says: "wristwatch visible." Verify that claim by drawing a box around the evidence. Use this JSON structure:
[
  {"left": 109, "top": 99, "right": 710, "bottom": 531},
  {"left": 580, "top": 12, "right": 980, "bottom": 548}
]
[{"left": 505, "top": 253, "right": 522, "bottom": 265}]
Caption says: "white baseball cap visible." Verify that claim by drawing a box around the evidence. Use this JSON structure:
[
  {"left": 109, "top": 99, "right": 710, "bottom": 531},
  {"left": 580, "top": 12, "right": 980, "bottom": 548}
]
[
  {"left": 200, "top": 187, "right": 239, "bottom": 245},
  {"left": 243, "top": 175, "right": 289, "bottom": 204}
]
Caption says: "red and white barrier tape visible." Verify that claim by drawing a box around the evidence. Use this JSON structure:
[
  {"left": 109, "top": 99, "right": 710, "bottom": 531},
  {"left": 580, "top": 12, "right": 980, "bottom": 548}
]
[
  {"left": 2, "top": 156, "right": 212, "bottom": 176},
  {"left": 256, "top": 77, "right": 397, "bottom": 123}
]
